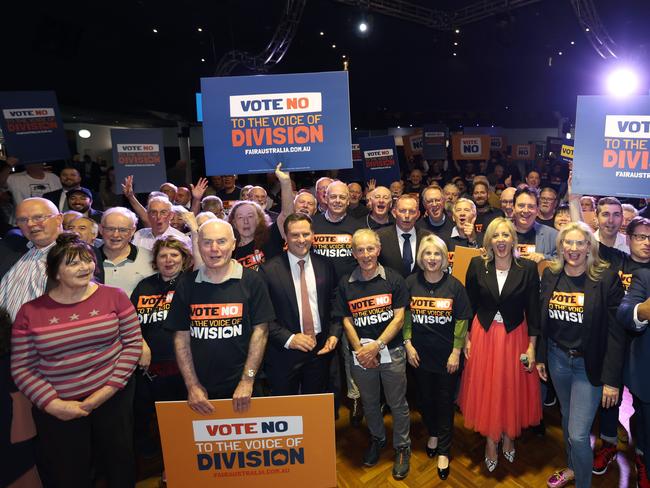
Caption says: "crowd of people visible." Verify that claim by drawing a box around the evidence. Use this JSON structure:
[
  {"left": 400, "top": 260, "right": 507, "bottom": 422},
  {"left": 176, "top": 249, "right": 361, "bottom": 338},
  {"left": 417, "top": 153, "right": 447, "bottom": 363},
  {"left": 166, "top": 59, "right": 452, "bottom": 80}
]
[{"left": 1, "top": 153, "right": 650, "bottom": 488}]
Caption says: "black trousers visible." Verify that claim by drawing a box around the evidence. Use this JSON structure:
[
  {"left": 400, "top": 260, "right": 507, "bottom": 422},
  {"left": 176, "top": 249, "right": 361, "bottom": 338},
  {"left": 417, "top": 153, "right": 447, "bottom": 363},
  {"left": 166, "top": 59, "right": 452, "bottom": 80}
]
[
  {"left": 134, "top": 369, "right": 186, "bottom": 452},
  {"left": 413, "top": 366, "right": 459, "bottom": 456},
  {"left": 266, "top": 351, "right": 332, "bottom": 396},
  {"left": 32, "top": 378, "right": 136, "bottom": 488},
  {"left": 633, "top": 393, "right": 650, "bottom": 455}
]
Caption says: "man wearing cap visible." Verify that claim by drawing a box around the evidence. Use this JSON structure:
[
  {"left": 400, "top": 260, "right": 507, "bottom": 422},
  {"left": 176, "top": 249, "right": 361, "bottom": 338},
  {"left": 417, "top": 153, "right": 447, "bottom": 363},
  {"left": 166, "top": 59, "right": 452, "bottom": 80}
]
[{"left": 66, "top": 187, "right": 103, "bottom": 224}]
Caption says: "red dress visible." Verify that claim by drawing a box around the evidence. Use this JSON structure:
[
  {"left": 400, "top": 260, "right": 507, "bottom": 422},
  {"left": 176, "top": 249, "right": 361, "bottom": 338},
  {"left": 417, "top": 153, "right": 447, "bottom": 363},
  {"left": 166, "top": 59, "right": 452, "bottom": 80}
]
[{"left": 457, "top": 316, "right": 541, "bottom": 442}]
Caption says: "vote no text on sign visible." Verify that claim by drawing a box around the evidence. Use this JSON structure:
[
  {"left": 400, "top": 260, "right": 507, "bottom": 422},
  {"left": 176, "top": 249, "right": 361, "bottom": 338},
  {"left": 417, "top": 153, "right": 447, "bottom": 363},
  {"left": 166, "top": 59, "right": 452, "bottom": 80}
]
[
  {"left": 451, "top": 134, "right": 491, "bottom": 160},
  {"left": 573, "top": 95, "right": 650, "bottom": 198},
  {"left": 111, "top": 128, "right": 167, "bottom": 194},
  {"left": 201, "top": 71, "right": 352, "bottom": 176},
  {"left": 0, "top": 91, "right": 69, "bottom": 164},
  {"left": 156, "top": 394, "right": 336, "bottom": 488}
]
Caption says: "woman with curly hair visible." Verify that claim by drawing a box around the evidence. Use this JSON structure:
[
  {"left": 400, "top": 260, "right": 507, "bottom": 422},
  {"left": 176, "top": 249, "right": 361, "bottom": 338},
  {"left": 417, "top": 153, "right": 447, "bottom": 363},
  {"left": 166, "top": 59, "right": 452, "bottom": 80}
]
[{"left": 228, "top": 200, "right": 280, "bottom": 270}]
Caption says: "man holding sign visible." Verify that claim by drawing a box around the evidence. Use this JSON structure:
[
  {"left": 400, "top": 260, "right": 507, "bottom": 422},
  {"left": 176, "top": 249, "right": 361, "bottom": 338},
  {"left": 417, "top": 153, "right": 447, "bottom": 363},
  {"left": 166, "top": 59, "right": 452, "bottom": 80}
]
[{"left": 167, "top": 219, "right": 275, "bottom": 413}]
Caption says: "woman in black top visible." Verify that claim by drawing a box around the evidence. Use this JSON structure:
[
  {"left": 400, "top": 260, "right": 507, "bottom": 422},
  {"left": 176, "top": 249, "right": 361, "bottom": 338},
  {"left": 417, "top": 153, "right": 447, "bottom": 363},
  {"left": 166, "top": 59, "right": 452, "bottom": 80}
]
[
  {"left": 131, "top": 237, "right": 193, "bottom": 470},
  {"left": 458, "top": 217, "right": 541, "bottom": 472},
  {"left": 537, "top": 222, "right": 624, "bottom": 488},
  {"left": 228, "top": 200, "right": 280, "bottom": 270},
  {"left": 404, "top": 235, "right": 472, "bottom": 480}
]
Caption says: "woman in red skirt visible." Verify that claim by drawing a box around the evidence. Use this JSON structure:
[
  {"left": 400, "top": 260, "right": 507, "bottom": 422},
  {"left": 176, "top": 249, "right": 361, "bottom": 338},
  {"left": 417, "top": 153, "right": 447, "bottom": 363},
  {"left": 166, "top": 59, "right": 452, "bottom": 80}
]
[{"left": 458, "top": 217, "right": 542, "bottom": 472}]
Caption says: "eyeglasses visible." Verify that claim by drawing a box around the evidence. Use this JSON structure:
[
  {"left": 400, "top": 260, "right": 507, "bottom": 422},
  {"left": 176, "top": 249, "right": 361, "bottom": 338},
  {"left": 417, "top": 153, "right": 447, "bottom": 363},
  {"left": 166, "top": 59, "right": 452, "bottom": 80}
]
[
  {"left": 540, "top": 197, "right": 556, "bottom": 203},
  {"left": 562, "top": 239, "right": 589, "bottom": 249},
  {"left": 102, "top": 226, "right": 133, "bottom": 235},
  {"left": 631, "top": 233, "right": 650, "bottom": 242},
  {"left": 16, "top": 214, "right": 55, "bottom": 226}
]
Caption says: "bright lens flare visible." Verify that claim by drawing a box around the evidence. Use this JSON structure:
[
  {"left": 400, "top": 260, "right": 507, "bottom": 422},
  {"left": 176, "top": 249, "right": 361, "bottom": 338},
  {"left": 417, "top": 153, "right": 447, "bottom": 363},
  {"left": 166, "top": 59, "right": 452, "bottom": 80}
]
[{"left": 606, "top": 69, "right": 639, "bottom": 97}]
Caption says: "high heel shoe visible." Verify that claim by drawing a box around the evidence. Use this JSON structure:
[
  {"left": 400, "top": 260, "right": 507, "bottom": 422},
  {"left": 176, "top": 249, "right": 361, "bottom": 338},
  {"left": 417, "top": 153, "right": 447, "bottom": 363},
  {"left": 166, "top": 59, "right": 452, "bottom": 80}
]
[
  {"left": 502, "top": 437, "right": 515, "bottom": 463},
  {"left": 484, "top": 443, "right": 498, "bottom": 472}
]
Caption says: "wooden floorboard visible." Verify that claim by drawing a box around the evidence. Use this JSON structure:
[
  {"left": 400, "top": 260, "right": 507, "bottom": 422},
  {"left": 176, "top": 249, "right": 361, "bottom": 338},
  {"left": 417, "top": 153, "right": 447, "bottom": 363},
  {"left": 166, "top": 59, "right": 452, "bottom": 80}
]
[{"left": 137, "top": 393, "right": 639, "bottom": 487}]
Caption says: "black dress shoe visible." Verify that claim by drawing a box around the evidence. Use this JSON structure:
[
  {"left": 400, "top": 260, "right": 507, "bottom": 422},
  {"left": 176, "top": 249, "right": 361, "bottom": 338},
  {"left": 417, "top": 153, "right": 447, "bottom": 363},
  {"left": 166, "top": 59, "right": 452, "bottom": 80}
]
[
  {"left": 437, "top": 465, "right": 450, "bottom": 480},
  {"left": 426, "top": 445, "right": 437, "bottom": 458}
]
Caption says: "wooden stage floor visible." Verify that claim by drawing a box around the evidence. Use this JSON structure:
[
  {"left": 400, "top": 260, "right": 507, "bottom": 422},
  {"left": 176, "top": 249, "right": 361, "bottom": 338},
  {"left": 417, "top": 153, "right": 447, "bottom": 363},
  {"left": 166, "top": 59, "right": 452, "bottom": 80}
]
[{"left": 137, "top": 390, "right": 640, "bottom": 487}]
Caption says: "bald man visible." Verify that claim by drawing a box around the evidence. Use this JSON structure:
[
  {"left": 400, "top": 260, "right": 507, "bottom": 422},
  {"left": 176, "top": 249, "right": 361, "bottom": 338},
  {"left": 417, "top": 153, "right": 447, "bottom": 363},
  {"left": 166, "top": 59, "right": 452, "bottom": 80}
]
[
  {"left": 0, "top": 198, "right": 63, "bottom": 320},
  {"left": 311, "top": 181, "right": 364, "bottom": 280},
  {"left": 167, "top": 219, "right": 275, "bottom": 413},
  {"left": 500, "top": 187, "right": 517, "bottom": 219}
]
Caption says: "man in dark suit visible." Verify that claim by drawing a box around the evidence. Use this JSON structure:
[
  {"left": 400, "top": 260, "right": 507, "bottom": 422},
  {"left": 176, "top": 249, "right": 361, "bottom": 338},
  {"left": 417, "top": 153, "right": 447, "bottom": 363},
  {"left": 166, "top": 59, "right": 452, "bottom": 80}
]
[
  {"left": 618, "top": 268, "right": 650, "bottom": 486},
  {"left": 43, "top": 167, "right": 103, "bottom": 212},
  {"left": 378, "top": 194, "right": 430, "bottom": 278},
  {"left": 259, "top": 213, "right": 340, "bottom": 396}
]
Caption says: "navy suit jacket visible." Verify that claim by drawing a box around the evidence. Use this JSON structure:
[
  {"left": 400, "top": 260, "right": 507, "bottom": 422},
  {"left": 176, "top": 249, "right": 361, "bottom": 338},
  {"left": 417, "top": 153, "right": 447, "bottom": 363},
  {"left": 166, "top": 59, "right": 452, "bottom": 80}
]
[
  {"left": 619, "top": 268, "right": 650, "bottom": 401},
  {"left": 258, "top": 252, "right": 340, "bottom": 367}
]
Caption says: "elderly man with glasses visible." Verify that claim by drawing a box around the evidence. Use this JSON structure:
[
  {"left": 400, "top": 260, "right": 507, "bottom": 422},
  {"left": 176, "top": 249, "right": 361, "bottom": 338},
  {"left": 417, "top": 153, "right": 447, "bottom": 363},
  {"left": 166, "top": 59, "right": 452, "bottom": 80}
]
[{"left": 132, "top": 195, "right": 191, "bottom": 251}]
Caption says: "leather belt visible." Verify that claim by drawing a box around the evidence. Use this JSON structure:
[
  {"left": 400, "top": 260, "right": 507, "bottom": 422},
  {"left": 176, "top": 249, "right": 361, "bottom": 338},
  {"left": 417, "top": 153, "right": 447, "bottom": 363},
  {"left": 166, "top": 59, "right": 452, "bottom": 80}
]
[{"left": 554, "top": 341, "right": 583, "bottom": 358}]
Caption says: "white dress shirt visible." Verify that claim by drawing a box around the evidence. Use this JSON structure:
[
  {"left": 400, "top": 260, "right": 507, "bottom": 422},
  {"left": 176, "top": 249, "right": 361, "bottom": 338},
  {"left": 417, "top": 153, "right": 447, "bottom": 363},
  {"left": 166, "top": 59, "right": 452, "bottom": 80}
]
[
  {"left": 285, "top": 252, "right": 322, "bottom": 348},
  {"left": 396, "top": 226, "right": 417, "bottom": 272}
]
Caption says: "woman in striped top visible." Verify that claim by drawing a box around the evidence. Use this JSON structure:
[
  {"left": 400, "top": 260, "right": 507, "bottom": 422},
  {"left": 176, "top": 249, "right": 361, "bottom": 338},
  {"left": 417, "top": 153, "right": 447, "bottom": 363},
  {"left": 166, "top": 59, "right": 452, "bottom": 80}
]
[{"left": 11, "top": 233, "right": 142, "bottom": 488}]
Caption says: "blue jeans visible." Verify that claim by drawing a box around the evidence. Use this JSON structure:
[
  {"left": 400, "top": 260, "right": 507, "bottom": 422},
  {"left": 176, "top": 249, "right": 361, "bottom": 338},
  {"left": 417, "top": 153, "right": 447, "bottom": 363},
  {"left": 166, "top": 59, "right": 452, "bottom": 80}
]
[{"left": 548, "top": 342, "right": 602, "bottom": 488}]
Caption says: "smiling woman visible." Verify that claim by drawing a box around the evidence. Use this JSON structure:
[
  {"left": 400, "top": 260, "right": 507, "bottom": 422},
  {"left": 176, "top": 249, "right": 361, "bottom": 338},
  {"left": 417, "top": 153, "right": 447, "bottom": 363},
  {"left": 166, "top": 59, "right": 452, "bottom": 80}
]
[{"left": 10, "top": 232, "right": 142, "bottom": 488}]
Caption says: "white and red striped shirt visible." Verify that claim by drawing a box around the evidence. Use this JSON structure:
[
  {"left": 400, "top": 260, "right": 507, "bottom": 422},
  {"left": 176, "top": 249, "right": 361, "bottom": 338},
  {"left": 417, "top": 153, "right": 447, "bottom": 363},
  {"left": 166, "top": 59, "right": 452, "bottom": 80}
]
[{"left": 11, "top": 284, "right": 142, "bottom": 409}]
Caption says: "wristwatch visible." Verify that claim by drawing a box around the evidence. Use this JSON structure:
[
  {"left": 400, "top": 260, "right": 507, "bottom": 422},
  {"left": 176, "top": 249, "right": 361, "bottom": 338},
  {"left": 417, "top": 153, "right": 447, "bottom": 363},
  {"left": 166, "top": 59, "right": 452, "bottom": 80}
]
[
  {"left": 243, "top": 369, "right": 256, "bottom": 380},
  {"left": 376, "top": 339, "right": 386, "bottom": 350}
]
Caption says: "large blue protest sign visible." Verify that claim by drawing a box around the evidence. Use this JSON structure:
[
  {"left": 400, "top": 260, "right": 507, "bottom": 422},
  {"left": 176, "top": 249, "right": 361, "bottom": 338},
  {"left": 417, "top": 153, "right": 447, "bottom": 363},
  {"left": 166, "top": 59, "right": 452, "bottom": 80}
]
[
  {"left": 573, "top": 95, "right": 650, "bottom": 198},
  {"left": 200, "top": 71, "right": 352, "bottom": 175},
  {"left": 423, "top": 124, "right": 448, "bottom": 160},
  {"left": 0, "top": 91, "right": 69, "bottom": 164},
  {"left": 359, "top": 136, "right": 401, "bottom": 187},
  {"left": 111, "top": 129, "right": 167, "bottom": 194}
]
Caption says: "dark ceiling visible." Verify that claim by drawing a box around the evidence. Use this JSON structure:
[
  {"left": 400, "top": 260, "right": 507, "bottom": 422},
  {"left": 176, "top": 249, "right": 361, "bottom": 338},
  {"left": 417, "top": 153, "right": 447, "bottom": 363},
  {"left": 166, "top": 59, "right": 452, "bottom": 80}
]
[{"left": 3, "top": 0, "right": 649, "bottom": 128}]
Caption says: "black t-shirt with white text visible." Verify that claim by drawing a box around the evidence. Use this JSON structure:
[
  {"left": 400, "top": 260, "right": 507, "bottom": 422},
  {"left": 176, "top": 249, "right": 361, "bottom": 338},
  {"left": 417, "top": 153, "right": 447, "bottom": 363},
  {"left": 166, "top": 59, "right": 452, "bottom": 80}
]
[
  {"left": 166, "top": 267, "right": 275, "bottom": 389},
  {"left": 516, "top": 227, "right": 537, "bottom": 259},
  {"left": 547, "top": 272, "right": 586, "bottom": 350},
  {"left": 334, "top": 267, "right": 409, "bottom": 350},
  {"left": 406, "top": 272, "right": 473, "bottom": 373},
  {"left": 130, "top": 273, "right": 179, "bottom": 362},
  {"left": 312, "top": 213, "right": 364, "bottom": 280}
]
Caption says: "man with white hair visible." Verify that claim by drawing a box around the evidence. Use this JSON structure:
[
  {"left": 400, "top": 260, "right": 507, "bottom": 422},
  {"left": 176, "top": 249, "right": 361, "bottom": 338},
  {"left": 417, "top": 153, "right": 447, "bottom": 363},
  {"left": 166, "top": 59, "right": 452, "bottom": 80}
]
[
  {"left": 167, "top": 219, "right": 274, "bottom": 413},
  {"left": 132, "top": 195, "right": 191, "bottom": 250},
  {"left": 97, "top": 207, "right": 155, "bottom": 296}
]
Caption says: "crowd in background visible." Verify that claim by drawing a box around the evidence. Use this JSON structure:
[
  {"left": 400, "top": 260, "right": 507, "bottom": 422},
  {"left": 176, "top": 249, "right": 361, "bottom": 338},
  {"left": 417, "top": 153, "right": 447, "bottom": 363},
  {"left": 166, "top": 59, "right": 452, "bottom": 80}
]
[{"left": 1, "top": 148, "right": 650, "bottom": 488}]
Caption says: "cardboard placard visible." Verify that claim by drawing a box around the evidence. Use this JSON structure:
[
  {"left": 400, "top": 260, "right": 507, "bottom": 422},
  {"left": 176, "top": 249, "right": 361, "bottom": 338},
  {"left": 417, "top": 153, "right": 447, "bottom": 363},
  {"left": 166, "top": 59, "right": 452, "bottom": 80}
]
[
  {"left": 451, "top": 134, "right": 491, "bottom": 160},
  {"left": 156, "top": 394, "right": 336, "bottom": 488},
  {"left": 573, "top": 95, "right": 650, "bottom": 198},
  {"left": 201, "top": 71, "right": 352, "bottom": 175},
  {"left": 450, "top": 246, "right": 483, "bottom": 285}
]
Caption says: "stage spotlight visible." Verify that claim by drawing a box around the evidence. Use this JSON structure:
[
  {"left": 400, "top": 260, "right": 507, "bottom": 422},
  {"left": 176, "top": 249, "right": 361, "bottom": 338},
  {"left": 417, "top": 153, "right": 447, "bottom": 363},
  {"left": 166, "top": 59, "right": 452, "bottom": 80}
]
[
  {"left": 358, "top": 22, "right": 368, "bottom": 33},
  {"left": 455, "top": 29, "right": 460, "bottom": 34},
  {"left": 319, "top": 31, "right": 324, "bottom": 36},
  {"left": 152, "top": 28, "right": 158, "bottom": 33},
  {"left": 606, "top": 68, "right": 640, "bottom": 97},
  {"left": 78, "top": 129, "right": 91, "bottom": 139},
  {"left": 566, "top": 132, "right": 572, "bottom": 139},
  {"left": 197, "top": 27, "right": 203, "bottom": 32}
]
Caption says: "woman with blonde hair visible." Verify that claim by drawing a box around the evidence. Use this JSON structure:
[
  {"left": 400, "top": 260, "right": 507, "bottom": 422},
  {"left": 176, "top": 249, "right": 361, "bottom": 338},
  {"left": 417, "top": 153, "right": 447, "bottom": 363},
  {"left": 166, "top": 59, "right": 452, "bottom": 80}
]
[
  {"left": 403, "top": 234, "right": 472, "bottom": 479},
  {"left": 537, "top": 222, "right": 624, "bottom": 488},
  {"left": 458, "top": 217, "right": 541, "bottom": 472}
]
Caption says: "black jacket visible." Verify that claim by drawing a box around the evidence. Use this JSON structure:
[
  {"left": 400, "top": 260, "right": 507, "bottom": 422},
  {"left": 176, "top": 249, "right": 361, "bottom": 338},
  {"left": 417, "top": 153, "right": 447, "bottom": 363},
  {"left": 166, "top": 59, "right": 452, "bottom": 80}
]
[
  {"left": 258, "top": 252, "right": 340, "bottom": 364},
  {"left": 538, "top": 267, "right": 625, "bottom": 387},
  {"left": 377, "top": 225, "right": 431, "bottom": 278},
  {"left": 465, "top": 256, "right": 540, "bottom": 335}
]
